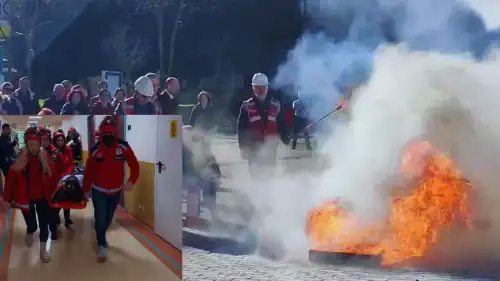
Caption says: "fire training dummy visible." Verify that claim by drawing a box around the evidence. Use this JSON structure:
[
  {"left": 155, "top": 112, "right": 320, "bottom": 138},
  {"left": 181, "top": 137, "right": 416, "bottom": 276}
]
[
  {"left": 3, "top": 126, "right": 55, "bottom": 263},
  {"left": 237, "top": 72, "right": 290, "bottom": 178},
  {"left": 83, "top": 115, "right": 140, "bottom": 262},
  {"left": 52, "top": 129, "right": 75, "bottom": 227}
]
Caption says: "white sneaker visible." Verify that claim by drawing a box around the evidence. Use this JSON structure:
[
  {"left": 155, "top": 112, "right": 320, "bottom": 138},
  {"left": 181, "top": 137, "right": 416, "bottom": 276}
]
[
  {"left": 97, "top": 246, "right": 107, "bottom": 263},
  {"left": 25, "top": 233, "right": 33, "bottom": 247},
  {"left": 40, "top": 243, "right": 51, "bottom": 263}
]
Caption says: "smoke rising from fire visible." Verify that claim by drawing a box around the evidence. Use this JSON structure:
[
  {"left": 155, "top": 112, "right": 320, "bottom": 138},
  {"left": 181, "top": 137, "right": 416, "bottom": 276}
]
[{"left": 240, "top": 0, "right": 500, "bottom": 263}]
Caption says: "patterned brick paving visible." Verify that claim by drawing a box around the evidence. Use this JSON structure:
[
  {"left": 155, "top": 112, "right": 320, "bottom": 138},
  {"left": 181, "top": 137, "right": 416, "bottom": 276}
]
[{"left": 183, "top": 247, "right": 500, "bottom": 281}]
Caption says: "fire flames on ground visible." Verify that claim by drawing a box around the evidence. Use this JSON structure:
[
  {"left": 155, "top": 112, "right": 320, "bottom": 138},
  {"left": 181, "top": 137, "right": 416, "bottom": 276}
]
[{"left": 306, "top": 140, "right": 488, "bottom": 266}]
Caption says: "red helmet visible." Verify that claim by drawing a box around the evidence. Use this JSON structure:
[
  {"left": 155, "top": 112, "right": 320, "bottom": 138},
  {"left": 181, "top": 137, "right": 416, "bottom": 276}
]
[
  {"left": 24, "top": 126, "right": 42, "bottom": 142},
  {"left": 39, "top": 126, "right": 51, "bottom": 138},
  {"left": 98, "top": 115, "right": 117, "bottom": 135},
  {"left": 38, "top": 108, "right": 56, "bottom": 115},
  {"left": 52, "top": 130, "right": 65, "bottom": 141}
]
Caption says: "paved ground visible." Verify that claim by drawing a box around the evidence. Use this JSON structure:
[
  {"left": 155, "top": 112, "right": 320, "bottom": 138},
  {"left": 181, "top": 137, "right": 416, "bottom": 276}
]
[
  {"left": 183, "top": 137, "right": 500, "bottom": 281},
  {"left": 183, "top": 137, "right": 317, "bottom": 226},
  {"left": 183, "top": 247, "right": 500, "bottom": 281}
]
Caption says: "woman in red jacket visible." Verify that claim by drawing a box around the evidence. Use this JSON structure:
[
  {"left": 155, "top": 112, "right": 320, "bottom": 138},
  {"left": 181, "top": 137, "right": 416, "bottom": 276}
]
[
  {"left": 3, "top": 127, "right": 55, "bottom": 263},
  {"left": 52, "top": 129, "right": 75, "bottom": 227},
  {"left": 89, "top": 88, "right": 114, "bottom": 115}
]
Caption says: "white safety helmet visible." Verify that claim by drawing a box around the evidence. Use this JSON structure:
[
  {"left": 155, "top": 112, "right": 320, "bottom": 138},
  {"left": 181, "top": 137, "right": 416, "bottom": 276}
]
[
  {"left": 182, "top": 125, "right": 193, "bottom": 136},
  {"left": 134, "top": 76, "right": 154, "bottom": 97},
  {"left": 251, "top": 73, "right": 269, "bottom": 86}
]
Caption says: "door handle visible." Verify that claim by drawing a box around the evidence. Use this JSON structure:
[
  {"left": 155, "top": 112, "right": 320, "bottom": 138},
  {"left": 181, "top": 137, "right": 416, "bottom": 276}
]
[{"left": 156, "top": 161, "right": 164, "bottom": 174}]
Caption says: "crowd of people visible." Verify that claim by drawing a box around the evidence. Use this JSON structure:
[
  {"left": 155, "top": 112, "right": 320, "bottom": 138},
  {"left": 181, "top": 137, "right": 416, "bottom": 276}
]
[
  {"left": 0, "top": 72, "right": 313, "bottom": 149},
  {"left": 0, "top": 74, "right": 185, "bottom": 116},
  {"left": 0, "top": 116, "right": 140, "bottom": 263}
]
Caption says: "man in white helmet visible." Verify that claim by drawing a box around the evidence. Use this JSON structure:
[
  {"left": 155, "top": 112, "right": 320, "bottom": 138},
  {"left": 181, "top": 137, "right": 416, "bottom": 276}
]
[
  {"left": 237, "top": 72, "right": 290, "bottom": 178},
  {"left": 114, "top": 76, "right": 157, "bottom": 115}
]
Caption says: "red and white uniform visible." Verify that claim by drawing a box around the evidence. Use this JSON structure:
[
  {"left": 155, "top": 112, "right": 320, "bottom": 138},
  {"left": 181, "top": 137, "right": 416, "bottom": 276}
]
[
  {"left": 82, "top": 118, "right": 140, "bottom": 195},
  {"left": 3, "top": 128, "right": 55, "bottom": 210}
]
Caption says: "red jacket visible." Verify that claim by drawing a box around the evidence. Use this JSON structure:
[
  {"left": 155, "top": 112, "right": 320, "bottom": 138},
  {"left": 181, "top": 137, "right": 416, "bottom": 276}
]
[
  {"left": 115, "top": 97, "right": 156, "bottom": 115},
  {"left": 243, "top": 97, "right": 280, "bottom": 142},
  {"left": 47, "top": 145, "right": 73, "bottom": 183},
  {"left": 82, "top": 139, "right": 140, "bottom": 195},
  {"left": 4, "top": 152, "right": 55, "bottom": 210},
  {"left": 118, "top": 97, "right": 137, "bottom": 115},
  {"left": 58, "top": 145, "right": 74, "bottom": 171},
  {"left": 90, "top": 101, "right": 115, "bottom": 115}
]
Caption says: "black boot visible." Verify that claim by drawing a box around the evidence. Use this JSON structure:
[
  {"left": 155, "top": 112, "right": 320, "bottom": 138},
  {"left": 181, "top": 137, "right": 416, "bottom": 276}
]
[
  {"left": 64, "top": 209, "right": 73, "bottom": 228},
  {"left": 305, "top": 138, "right": 313, "bottom": 150}
]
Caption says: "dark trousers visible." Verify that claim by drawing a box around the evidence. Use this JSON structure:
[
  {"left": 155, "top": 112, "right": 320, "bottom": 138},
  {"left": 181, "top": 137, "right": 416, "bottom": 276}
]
[
  {"left": 247, "top": 147, "right": 278, "bottom": 179},
  {"left": 292, "top": 115, "right": 312, "bottom": 150},
  {"left": 54, "top": 208, "right": 71, "bottom": 224},
  {"left": 1, "top": 166, "right": 9, "bottom": 180},
  {"left": 0, "top": 167, "right": 6, "bottom": 194},
  {"left": 92, "top": 189, "right": 121, "bottom": 247},
  {"left": 202, "top": 181, "right": 217, "bottom": 211},
  {"left": 21, "top": 200, "right": 56, "bottom": 242}
]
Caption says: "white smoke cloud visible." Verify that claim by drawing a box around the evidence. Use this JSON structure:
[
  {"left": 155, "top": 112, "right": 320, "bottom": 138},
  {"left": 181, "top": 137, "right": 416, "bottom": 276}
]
[
  {"left": 467, "top": 0, "right": 500, "bottom": 29},
  {"left": 240, "top": 0, "right": 500, "bottom": 266}
]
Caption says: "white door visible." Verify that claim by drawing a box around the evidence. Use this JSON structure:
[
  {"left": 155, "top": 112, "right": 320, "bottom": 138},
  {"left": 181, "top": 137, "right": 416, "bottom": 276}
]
[{"left": 154, "top": 115, "right": 183, "bottom": 250}]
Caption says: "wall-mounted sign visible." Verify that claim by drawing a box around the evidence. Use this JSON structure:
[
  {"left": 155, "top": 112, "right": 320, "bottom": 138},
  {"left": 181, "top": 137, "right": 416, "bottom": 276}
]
[{"left": 170, "top": 120, "right": 177, "bottom": 138}]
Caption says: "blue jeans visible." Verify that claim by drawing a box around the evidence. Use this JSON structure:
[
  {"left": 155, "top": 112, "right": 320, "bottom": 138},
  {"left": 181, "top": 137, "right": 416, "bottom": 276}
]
[{"left": 92, "top": 189, "right": 121, "bottom": 247}]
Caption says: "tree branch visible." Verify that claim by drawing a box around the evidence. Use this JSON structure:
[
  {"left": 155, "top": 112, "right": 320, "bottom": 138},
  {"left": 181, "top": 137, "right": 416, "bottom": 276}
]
[{"left": 102, "top": 24, "right": 150, "bottom": 77}]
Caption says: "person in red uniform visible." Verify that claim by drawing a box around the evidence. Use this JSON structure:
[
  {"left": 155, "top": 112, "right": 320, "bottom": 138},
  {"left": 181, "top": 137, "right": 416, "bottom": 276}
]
[
  {"left": 39, "top": 126, "right": 73, "bottom": 237},
  {"left": 237, "top": 73, "right": 290, "bottom": 178},
  {"left": 52, "top": 129, "right": 75, "bottom": 227},
  {"left": 3, "top": 127, "right": 55, "bottom": 263},
  {"left": 82, "top": 116, "right": 140, "bottom": 262},
  {"left": 41, "top": 128, "right": 73, "bottom": 180},
  {"left": 114, "top": 76, "right": 157, "bottom": 115}
]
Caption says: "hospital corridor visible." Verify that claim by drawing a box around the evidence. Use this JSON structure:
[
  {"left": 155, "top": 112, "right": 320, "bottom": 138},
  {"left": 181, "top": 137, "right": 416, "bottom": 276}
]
[
  {"left": 3, "top": 205, "right": 181, "bottom": 281},
  {"left": 0, "top": 115, "right": 183, "bottom": 281}
]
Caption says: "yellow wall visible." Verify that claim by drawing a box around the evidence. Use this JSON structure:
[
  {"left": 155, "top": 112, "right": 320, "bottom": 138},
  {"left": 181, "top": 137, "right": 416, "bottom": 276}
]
[
  {"left": 122, "top": 116, "right": 159, "bottom": 229},
  {"left": 125, "top": 161, "right": 155, "bottom": 228},
  {"left": 82, "top": 151, "right": 89, "bottom": 165}
]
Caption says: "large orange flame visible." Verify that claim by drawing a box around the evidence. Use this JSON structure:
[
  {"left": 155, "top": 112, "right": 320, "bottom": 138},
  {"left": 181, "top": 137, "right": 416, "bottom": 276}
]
[{"left": 306, "top": 141, "right": 481, "bottom": 266}]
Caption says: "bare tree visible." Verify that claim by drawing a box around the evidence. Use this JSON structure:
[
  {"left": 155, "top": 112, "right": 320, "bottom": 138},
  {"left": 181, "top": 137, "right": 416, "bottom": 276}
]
[
  {"left": 134, "top": 0, "right": 185, "bottom": 78},
  {"left": 103, "top": 24, "right": 150, "bottom": 82},
  {"left": 4, "top": 0, "right": 91, "bottom": 79}
]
